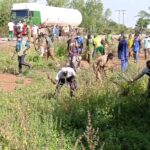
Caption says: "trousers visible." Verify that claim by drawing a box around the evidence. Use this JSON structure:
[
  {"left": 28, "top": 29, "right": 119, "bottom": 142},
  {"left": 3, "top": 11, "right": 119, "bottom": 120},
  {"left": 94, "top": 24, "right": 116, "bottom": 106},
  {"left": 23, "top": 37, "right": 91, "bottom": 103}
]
[{"left": 18, "top": 55, "right": 30, "bottom": 74}]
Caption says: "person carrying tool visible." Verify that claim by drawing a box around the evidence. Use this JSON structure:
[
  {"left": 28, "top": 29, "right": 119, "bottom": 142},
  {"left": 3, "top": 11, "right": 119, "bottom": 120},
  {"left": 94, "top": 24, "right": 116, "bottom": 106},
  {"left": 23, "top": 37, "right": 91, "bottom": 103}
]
[
  {"left": 93, "top": 53, "right": 114, "bottom": 82},
  {"left": 48, "top": 66, "right": 77, "bottom": 97},
  {"left": 129, "top": 60, "right": 150, "bottom": 97}
]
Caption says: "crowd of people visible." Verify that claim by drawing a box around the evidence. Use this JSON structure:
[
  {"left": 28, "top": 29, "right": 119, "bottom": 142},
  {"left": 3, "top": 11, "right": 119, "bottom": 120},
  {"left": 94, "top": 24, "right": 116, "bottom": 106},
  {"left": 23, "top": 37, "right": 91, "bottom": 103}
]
[{"left": 8, "top": 19, "right": 150, "bottom": 97}]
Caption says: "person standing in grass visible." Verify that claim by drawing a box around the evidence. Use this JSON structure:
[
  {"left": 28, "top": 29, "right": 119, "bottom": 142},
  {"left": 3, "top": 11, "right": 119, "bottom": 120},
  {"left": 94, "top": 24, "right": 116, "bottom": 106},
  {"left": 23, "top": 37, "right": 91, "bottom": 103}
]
[
  {"left": 93, "top": 35, "right": 101, "bottom": 59},
  {"left": 143, "top": 35, "right": 150, "bottom": 60},
  {"left": 48, "top": 67, "right": 77, "bottom": 97},
  {"left": 105, "top": 30, "right": 113, "bottom": 45},
  {"left": 93, "top": 53, "right": 114, "bottom": 82},
  {"left": 75, "top": 32, "right": 84, "bottom": 55},
  {"left": 118, "top": 35, "right": 128, "bottom": 72},
  {"left": 86, "top": 34, "right": 94, "bottom": 63},
  {"left": 128, "top": 34, "right": 133, "bottom": 58},
  {"left": 8, "top": 21, "right": 15, "bottom": 41},
  {"left": 129, "top": 60, "right": 150, "bottom": 97},
  {"left": 133, "top": 33, "right": 141, "bottom": 63},
  {"left": 12, "top": 35, "right": 31, "bottom": 76}
]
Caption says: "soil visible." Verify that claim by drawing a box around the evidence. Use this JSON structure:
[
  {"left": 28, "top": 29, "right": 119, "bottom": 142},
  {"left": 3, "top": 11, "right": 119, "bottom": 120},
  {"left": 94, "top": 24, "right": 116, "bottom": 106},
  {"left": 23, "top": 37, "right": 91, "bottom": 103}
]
[{"left": 0, "top": 73, "right": 32, "bottom": 92}]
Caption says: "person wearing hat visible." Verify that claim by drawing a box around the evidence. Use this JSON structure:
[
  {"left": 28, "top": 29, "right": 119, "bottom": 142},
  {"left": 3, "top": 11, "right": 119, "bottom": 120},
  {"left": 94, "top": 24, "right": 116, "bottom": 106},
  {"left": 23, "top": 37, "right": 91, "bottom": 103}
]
[
  {"left": 118, "top": 35, "right": 128, "bottom": 72},
  {"left": 48, "top": 66, "right": 77, "bottom": 97},
  {"left": 12, "top": 35, "right": 31, "bottom": 76}
]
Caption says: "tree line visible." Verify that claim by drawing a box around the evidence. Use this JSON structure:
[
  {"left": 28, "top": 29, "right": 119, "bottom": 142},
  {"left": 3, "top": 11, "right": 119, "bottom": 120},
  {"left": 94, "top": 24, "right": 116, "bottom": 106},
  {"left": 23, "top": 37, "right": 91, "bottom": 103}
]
[{"left": 0, "top": 0, "right": 149, "bottom": 35}]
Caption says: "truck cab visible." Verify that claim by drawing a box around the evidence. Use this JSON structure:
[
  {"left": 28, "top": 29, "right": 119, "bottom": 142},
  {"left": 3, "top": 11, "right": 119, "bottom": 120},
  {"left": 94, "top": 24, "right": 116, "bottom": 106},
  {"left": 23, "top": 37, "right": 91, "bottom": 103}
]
[{"left": 11, "top": 3, "right": 41, "bottom": 25}]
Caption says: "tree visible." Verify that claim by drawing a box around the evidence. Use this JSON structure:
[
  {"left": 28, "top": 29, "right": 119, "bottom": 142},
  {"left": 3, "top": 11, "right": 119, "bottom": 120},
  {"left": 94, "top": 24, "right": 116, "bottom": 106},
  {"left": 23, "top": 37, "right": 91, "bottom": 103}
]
[
  {"left": 47, "top": 0, "right": 70, "bottom": 7},
  {"left": 136, "top": 18, "right": 150, "bottom": 30},
  {"left": 137, "top": 10, "right": 150, "bottom": 19},
  {"left": 104, "top": 8, "right": 112, "bottom": 20},
  {"left": 0, "top": 0, "right": 27, "bottom": 34},
  {"left": 70, "top": 0, "right": 103, "bottom": 33},
  {"left": 136, "top": 7, "right": 150, "bottom": 31}
]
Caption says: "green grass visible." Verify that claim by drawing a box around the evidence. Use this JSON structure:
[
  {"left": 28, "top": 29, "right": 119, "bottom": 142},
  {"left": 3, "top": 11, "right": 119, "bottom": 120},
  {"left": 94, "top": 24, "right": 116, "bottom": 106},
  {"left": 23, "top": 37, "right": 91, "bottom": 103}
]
[{"left": 0, "top": 43, "right": 150, "bottom": 149}]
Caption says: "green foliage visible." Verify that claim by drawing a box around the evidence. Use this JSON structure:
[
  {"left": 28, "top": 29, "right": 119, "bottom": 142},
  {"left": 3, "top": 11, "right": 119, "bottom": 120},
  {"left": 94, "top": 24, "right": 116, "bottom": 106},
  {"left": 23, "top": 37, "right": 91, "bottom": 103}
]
[
  {"left": 135, "top": 7, "right": 150, "bottom": 32},
  {"left": 71, "top": 0, "right": 104, "bottom": 33},
  {"left": 0, "top": 44, "right": 150, "bottom": 149},
  {"left": 0, "top": 0, "right": 28, "bottom": 35},
  {"left": 136, "top": 18, "right": 150, "bottom": 30},
  {"left": 47, "top": 0, "right": 70, "bottom": 7},
  {"left": 54, "top": 40, "right": 67, "bottom": 58}
]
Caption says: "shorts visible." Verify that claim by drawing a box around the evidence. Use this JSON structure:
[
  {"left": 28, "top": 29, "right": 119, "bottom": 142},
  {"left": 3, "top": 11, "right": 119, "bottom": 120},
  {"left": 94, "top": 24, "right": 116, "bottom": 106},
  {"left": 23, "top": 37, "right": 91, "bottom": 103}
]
[{"left": 58, "top": 76, "right": 75, "bottom": 85}]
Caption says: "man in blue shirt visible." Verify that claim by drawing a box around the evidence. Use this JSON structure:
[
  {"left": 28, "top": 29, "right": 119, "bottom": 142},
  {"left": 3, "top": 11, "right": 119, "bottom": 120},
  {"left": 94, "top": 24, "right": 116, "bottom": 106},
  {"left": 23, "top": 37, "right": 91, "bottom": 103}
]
[
  {"left": 75, "top": 32, "right": 84, "bottom": 54},
  {"left": 118, "top": 36, "right": 128, "bottom": 72}
]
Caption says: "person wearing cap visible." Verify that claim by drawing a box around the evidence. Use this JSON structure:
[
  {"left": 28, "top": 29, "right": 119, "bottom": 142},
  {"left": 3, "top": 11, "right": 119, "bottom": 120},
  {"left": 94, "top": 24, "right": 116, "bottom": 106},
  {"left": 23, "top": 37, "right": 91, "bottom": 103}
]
[
  {"left": 93, "top": 53, "right": 114, "bottom": 82},
  {"left": 118, "top": 35, "right": 128, "bottom": 72},
  {"left": 48, "top": 67, "right": 77, "bottom": 97},
  {"left": 12, "top": 35, "right": 31, "bottom": 76}
]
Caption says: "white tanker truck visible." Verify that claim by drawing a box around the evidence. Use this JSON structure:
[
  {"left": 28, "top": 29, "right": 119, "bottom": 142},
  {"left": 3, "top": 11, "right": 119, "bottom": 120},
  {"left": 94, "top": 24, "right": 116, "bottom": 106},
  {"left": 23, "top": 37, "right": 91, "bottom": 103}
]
[{"left": 11, "top": 3, "right": 82, "bottom": 26}]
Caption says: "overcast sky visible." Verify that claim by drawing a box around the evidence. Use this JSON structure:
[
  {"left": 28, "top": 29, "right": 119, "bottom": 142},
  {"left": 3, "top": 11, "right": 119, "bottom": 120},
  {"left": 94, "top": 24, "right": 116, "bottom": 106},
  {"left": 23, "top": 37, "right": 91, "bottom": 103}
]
[{"left": 37, "top": 0, "right": 150, "bottom": 27}]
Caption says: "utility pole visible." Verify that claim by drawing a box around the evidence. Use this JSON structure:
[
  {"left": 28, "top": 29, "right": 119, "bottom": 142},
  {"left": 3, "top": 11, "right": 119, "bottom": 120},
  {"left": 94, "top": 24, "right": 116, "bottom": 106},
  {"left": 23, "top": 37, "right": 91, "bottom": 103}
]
[
  {"left": 116, "top": 10, "right": 121, "bottom": 24},
  {"left": 116, "top": 10, "right": 126, "bottom": 25},
  {"left": 122, "top": 10, "right": 126, "bottom": 25}
]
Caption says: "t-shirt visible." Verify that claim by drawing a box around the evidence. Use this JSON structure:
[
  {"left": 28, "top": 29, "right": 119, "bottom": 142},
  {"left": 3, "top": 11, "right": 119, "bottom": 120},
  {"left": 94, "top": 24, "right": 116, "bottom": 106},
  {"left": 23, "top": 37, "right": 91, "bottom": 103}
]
[
  {"left": 144, "top": 37, "right": 150, "bottom": 49},
  {"left": 136, "top": 68, "right": 150, "bottom": 79},
  {"left": 46, "top": 36, "right": 54, "bottom": 48},
  {"left": 16, "top": 40, "right": 30, "bottom": 56},
  {"left": 55, "top": 67, "right": 76, "bottom": 81},
  {"left": 33, "top": 25, "right": 39, "bottom": 35},
  {"left": 8, "top": 22, "right": 14, "bottom": 31},
  {"left": 76, "top": 36, "right": 84, "bottom": 48},
  {"left": 87, "top": 38, "right": 94, "bottom": 51},
  {"left": 105, "top": 34, "right": 112, "bottom": 44},
  {"left": 93, "top": 36, "right": 101, "bottom": 48},
  {"left": 128, "top": 38, "right": 133, "bottom": 49},
  {"left": 17, "top": 23, "right": 23, "bottom": 31}
]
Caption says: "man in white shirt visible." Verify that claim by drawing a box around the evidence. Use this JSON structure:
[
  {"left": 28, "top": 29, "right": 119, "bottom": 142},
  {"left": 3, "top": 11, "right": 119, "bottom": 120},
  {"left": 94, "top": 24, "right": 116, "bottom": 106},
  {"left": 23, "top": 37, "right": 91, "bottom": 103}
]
[
  {"left": 8, "top": 21, "right": 15, "bottom": 41},
  {"left": 144, "top": 35, "right": 150, "bottom": 59},
  {"left": 32, "top": 25, "right": 39, "bottom": 43},
  {"left": 48, "top": 67, "right": 77, "bottom": 97},
  {"left": 17, "top": 21, "right": 23, "bottom": 32}
]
